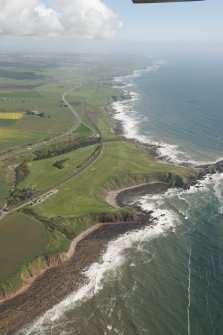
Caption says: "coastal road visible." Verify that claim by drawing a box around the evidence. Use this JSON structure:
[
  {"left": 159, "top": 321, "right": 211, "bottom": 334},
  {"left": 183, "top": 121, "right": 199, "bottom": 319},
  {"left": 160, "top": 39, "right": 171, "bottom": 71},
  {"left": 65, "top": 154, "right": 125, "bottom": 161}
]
[
  {"left": 62, "top": 87, "right": 96, "bottom": 137},
  {"left": 62, "top": 87, "right": 82, "bottom": 132}
]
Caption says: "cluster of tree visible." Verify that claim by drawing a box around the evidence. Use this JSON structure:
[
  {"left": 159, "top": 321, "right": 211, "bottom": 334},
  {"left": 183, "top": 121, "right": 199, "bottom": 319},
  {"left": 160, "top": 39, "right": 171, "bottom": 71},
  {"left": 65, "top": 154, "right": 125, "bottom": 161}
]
[
  {"left": 25, "top": 110, "right": 45, "bottom": 117},
  {"left": 34, "top": 137, "right": 100, "bottom": 161},
  {"left": 15, "top": 162, "right": 30, "bottom": 185},
  {"left": 0, "top": 69, "right": 44, "bottom": 80},
  {"left": 53, "top": 158, "right": 69, "bottom": 169},
  {"left": 7, "top": 188, "right": 36, "bottom": 205}
]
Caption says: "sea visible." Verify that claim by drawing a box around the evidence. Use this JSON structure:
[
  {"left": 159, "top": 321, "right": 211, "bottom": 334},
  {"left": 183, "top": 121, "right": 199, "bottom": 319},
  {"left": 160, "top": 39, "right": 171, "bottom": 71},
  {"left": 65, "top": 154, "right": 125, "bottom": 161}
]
[{"left": 19, "top": 55, "right": 223, "bottom": 335}]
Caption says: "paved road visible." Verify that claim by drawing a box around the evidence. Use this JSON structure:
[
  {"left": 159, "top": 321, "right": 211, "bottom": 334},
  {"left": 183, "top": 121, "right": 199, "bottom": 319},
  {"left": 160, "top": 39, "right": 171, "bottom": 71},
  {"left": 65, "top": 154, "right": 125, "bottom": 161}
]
[
  {"left": 5, "top": 141, "right": 105, "bottom": 216},
  {"left": 62, "top": 87, "right": 82, "bottom": 131},
  {"left": 0, "top": 85, "right": 83, "bottom": 163},
  {"left": 62, "top": 87, "right": 96, "bottom": 136},
  {"left": 0, "top": 85, "right": 104, "bottom": 219}
]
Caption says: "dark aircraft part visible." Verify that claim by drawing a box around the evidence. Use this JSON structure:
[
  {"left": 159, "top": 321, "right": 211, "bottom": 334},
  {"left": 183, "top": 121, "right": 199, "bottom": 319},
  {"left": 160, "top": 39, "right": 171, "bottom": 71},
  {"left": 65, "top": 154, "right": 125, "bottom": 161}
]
[{"left": 132, "top": 0, "right": 203, "bottom": 3}]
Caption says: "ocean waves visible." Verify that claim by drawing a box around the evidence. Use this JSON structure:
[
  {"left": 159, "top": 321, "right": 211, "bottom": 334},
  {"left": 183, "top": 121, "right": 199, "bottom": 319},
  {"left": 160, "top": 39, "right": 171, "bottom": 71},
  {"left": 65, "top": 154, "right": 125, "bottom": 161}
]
[
  {"left": 112, "top": 62, "right": 223, "bottom": 166},
  {"left": 20, "top": 59, "right": 223, "bottom": 335},
  {"left": 19, "top": 171, "right": 223, "bottom": 335}
]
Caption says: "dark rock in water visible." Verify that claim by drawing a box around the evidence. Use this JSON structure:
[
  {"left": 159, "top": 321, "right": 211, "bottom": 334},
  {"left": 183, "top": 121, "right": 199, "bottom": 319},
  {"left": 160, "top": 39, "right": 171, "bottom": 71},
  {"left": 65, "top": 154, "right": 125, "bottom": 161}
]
[
  {"left": 215, "top": 159, "right": 223, "bottom": 172},
  {"left": 113, "top": 82, "right": 125, "bottom": 87},
  {"left": 113, "top": 121, "right": 124, "bottom": 136},
  {"left": 111, "top": 93, "right": 132, "bottom": 102},
  {"left": 195, "top": 158, "right": 223, "bottom": 174},
  {"left": 116, "top": 183, "right": 169, "bottom": 208},
  {"left": 0, "top": 216, "right": 153, "bottom": 335}
]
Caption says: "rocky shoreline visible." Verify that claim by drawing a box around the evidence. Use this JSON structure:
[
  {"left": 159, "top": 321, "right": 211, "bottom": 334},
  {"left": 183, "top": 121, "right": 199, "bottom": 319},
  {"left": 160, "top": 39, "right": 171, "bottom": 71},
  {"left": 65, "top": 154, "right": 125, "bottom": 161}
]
[
  {"left": 1, "top": 74, "right": 223, "bottom": 335},
  {"left": 0, "top": 204, "right": 154, "bottom": 335},
  {"left": 1, "top": 160, "right": 222, "bottom": 335}
]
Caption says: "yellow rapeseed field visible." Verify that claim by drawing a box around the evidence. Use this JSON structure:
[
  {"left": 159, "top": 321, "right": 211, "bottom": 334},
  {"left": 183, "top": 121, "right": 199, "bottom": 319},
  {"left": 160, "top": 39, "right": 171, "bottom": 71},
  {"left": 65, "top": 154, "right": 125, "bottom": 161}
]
[{"left": 0, "top": 112, "right": 23, "bottom": 120}]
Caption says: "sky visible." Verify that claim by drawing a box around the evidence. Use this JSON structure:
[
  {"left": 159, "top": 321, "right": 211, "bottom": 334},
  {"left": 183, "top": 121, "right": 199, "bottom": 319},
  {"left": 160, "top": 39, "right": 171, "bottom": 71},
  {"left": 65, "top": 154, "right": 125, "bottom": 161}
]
[
  {"left": 104, "top": 0, "right": 223, "bottom": 42},
  {"left": 0, "top": 0, "right": 222, "bottom": 53}
]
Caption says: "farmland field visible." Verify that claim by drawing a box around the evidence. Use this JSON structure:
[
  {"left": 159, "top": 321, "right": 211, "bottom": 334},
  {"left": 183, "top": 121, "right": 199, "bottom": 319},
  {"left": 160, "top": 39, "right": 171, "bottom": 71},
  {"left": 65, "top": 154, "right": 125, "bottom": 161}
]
[
  {"left": 0, "top": 212, "right": 48, "bottom": 282},
  {"left": 0, "top": 129, "right": 47, "bottom": 153},
  {"left": 0, "top": 112, "right": 23, "bottom": 120},
  {"left": 0, "top": 56, "right": 83, "bottom": 152}
]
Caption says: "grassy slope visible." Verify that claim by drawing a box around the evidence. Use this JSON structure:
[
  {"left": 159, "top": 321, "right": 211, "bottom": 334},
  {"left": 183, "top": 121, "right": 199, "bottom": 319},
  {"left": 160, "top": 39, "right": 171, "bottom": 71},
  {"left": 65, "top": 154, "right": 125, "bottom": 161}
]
[
  {"left": 36, "top": 141, "right": 195, "bottom": 218},
  {"left": 0, "top": 212, "right": 70, "bottom": 295},
  {"left": 0, "top": 212, "right": 48, "bottom": 282},
  {"left": 19, "top": 144, "right": 97, "bottom": 191}
]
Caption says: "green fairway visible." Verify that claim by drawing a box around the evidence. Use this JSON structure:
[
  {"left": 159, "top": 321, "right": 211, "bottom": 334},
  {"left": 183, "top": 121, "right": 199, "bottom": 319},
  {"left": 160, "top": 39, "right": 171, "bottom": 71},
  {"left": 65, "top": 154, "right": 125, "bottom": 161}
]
[
  {"left": 0, "top": 213, "right": 48, "bottom": 282},
  {"left": 36, "top": 141, "right": 195, "bottom": 218},
  {"left": 19, "top": 144, "right": 98, "bottom": 191}
]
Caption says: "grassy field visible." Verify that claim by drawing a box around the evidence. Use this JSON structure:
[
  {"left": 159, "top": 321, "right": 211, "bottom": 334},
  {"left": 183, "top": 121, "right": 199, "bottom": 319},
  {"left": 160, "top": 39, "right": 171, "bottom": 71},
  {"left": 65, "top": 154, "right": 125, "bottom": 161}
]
[
  {"left": 0, "top": 213, "right": 48, "bottom": 282},
  {"left": 0, "top": 57, "right": 82, "bottom": 152},
  {"left": 0, "top": 55, "right": 128, "bottom": 154},
  {"left": 67, "top": 82, "right": 120, "bottom": 137},
  {"left": 19, "top": 144, "right": 98, "bottom": 191},
  {"left": 0, "top": 163, "right": 13, "bottom": 208},
  {"left": 0, "top": 129, "right": 47, "bottom": 153},
  {"left": 36, "top": 141, "right": 195, "bottom": 218}
]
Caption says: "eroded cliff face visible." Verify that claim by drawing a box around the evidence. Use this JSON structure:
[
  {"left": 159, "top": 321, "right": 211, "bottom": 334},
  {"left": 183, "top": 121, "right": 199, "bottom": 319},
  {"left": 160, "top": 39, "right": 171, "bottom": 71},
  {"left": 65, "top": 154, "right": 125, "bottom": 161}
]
[
  {"left": 162, "top": 159, "right": 223, "bottom": 190},
  {"left": 0, "top": 254, "right": 68, "bottom": 302},
  {"left": 1, "top": 158, "right": 221, "bottom": 304},
  {"left": 182, "top": 159, "right": 223, "bottom": 189},
  {"left": 197, "top": 159, "right": 223, "bottom": 174}
]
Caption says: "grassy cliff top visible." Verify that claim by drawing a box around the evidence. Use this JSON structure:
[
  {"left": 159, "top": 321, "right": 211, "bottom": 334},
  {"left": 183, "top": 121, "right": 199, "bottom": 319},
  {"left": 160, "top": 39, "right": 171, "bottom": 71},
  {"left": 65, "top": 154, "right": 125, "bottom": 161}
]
[{"left": 35, "top": 140, "right": 196, "bottom": 218}]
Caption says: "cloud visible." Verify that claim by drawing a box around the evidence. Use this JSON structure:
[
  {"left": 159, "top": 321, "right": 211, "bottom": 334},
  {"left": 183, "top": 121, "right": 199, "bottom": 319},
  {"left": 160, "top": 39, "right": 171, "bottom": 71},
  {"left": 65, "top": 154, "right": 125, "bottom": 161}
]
[{"left": 0, "top": 0, "right": 121, "bottom": 39}]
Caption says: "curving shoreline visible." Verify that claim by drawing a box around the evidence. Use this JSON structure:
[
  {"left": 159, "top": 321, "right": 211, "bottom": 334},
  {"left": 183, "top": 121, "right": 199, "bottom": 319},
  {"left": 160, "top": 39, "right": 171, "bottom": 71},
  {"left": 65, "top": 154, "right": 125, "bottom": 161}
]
[
  {"left": 0, "top": 182, "right": 158, "bottom": 335},
  {"left": 2, "top": 62, "right": 223, "bottom": 335},
  {"left": 0, "top": 223, "right": 103, "bottom": 305},
  {"left": 106, "top": 182, "right": 169, "bottom": 208}
]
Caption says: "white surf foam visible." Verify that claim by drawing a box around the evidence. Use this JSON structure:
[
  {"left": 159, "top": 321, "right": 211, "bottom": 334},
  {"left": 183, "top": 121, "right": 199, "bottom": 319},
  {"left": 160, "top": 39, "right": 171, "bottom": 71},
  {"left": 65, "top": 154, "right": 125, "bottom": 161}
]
[
  {"left": 137, "top": 172, "right": 223, "bottom": 222},
  {"left": 20, "top": 173, "right": 223, "bottom": 335},
  {"left": 112, "top": 61, "right": 223, "bottom": 166},
  {"left": 20, "top": 206, "right": 181, "bottom": 334},
  {"left": 113, "top": 61, "right": 166, "bottom": 87}
]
